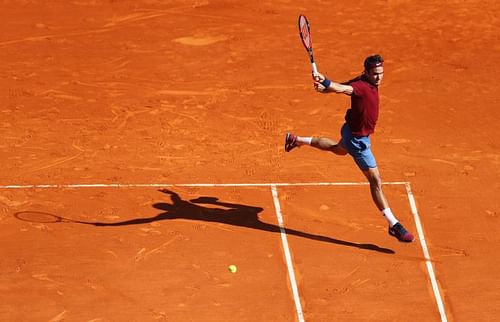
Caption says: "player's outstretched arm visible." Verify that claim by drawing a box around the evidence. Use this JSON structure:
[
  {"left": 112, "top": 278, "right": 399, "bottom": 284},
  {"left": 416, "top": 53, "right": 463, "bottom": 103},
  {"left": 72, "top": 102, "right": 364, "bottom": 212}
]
[{"left": 313, "top": 72, "right": 353, "bottom": 95}]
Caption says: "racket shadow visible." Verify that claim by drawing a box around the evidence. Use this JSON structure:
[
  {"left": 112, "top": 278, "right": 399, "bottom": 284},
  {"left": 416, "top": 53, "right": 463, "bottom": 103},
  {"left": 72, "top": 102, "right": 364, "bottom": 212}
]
[
  {"left": 92, "top": 189, "right": 395, "bottom": 254},
  {"left": 14, "top": 211, "right": 93, "bottom": 225}
]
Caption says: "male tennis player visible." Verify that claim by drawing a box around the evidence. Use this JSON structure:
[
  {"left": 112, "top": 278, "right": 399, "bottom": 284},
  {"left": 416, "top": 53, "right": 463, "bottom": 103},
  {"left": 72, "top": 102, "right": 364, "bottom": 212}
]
[{"left": 285, "top": 54, "right": 414, "bottom": 242}]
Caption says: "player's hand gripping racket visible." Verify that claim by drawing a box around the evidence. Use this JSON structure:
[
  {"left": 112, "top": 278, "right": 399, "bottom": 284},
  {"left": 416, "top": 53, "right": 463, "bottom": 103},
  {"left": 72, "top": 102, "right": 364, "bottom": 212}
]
[{"left": 298, "top": 14, "right": 318, "bottom": 75}]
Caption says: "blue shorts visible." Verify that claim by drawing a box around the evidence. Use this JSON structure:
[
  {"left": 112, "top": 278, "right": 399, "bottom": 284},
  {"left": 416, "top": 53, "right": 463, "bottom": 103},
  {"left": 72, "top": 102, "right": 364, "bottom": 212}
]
[{"left": 339, "top": 123, "right": 377, "bottom": 171}]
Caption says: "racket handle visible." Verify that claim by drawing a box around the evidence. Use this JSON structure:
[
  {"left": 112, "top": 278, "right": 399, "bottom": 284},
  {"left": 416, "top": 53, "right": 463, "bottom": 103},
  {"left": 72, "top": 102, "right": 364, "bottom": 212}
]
[{"left": 311, "top": 62, "right": 318, "bottom": 74}]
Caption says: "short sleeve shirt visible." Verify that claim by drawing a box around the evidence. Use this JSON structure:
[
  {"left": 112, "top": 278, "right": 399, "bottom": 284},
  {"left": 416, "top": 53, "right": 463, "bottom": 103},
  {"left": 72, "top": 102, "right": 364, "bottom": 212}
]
[{"left": 344, "top": 75, "right": 379, "bottom": 137}]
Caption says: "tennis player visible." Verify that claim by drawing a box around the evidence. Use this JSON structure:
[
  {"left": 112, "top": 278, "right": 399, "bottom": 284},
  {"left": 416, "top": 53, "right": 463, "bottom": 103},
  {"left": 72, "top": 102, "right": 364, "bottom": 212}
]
[{"left": 285, "top": 54, "right": 414, "bottom": 242}]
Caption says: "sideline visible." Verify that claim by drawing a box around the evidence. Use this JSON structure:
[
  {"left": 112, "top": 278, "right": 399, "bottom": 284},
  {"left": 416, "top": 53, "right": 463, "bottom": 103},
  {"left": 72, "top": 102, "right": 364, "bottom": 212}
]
[{"left": 405, "top": 182, "right": 448, "bottom": 322}]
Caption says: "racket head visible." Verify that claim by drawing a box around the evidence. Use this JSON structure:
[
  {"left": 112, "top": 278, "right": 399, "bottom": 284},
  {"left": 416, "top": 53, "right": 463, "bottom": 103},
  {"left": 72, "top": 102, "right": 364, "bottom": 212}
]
[
  {"left": 298, "top": 14, "right": 318, "bottom": 74},
  {"left": 298, "top": 14, "right": 313, "bottom": 51}
]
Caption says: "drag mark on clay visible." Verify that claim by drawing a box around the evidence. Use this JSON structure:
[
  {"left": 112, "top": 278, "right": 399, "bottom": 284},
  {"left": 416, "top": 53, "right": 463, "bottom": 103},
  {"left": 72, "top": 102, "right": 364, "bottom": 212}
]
[
  {"left": 49, "top": 310, "right": 68, "bottom": 322},
  {"left": 172, "top": 35, "right": 228, "bottom": 46},
  {"left": 104, "top": 249, "right": 118, "bottom": 259},
  {"left": 350, "top": 278, "right": 371, "bottom": 287},
  {"left": 134, "top": 248, "right": 146, "bottom": 263},
  {"left": 72, "top": 142, "right": 86, "bottom": 152},
  {"left": 0, "top": 28, "right": 114, "bottom": 47},
  {"left": 73, "top": 80, "right": 129, "bottom": 89},
  {"left": 139, "top": 227, "right": 162, "bottom": 235},
  {"left": 23, "top": 154, "right": 82, "bottom": 173},
  {"left": 38, "top": 89, "right": 83, "bottom": 101},
  {"left": 134, "top": 236, "right": 180, "bottom": 263},
  {"left": 104, "top": 12, "right": 169, "bottom": 28},
  {"left": 433, "top": 245, "right": 468, "bottom": 257},
  {"left": 209, "top": 223, "right": 235, "bottom": 232},
  {"left": 32, "top": 273, "right": 63, "bottom": 286},
  {"left": 111, "top": 108, "right": 152, "bottom": 130},
  {"left": 431, "top": 158, "right": 457, "bottom": 166},
  {"left": 0, "top": 195, "right": 30, "bottom": 207}
]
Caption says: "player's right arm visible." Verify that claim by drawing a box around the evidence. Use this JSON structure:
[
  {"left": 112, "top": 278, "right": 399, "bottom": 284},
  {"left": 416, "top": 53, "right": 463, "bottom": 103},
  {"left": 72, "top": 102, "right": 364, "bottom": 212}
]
[{"left": 313, "top": 72, "right": 353, "bottom": 95}]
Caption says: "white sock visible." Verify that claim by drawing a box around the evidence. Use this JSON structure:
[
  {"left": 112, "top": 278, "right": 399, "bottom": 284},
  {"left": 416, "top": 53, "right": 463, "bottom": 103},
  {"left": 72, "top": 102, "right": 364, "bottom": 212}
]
[
  {"left": 296, "top": 136, "right": 312, "bottom": 145},
  {"left": 382, "top": 208, "right": 399, "bottom": 227}
]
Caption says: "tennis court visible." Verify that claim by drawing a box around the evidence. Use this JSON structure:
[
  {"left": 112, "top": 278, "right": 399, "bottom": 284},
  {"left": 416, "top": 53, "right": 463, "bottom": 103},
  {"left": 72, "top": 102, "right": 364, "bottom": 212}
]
[
  {"left": 2, "top": 182, "right": 442, "bottom": 321},
  {"left": 1, "top": 1, "right": 499, "bottom": 321}
]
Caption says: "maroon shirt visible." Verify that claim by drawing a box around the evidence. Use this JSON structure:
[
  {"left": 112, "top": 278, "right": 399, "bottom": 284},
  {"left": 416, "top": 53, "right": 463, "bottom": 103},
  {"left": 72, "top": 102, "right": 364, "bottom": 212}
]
[{"left": 343, "top": 75, "right": 379, "bottom": 137}]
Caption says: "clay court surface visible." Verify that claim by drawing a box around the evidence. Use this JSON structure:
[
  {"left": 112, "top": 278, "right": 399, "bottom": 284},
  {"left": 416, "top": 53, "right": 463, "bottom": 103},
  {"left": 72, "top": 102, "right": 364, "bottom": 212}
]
[{"left": 1, "top": 1, "right": 499, "bottom": 321}]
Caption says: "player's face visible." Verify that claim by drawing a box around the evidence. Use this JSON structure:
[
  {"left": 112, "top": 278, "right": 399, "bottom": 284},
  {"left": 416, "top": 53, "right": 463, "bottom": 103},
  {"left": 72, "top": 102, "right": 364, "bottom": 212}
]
[{"left": 365, "top": 66, "right": 384, "bottom": 86}]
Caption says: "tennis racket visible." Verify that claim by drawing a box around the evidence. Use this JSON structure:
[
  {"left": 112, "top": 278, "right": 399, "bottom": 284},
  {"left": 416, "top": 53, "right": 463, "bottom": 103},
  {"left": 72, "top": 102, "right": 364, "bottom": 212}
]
[{"left": 298, "top": 14, "right": 318, "bottom": 74}]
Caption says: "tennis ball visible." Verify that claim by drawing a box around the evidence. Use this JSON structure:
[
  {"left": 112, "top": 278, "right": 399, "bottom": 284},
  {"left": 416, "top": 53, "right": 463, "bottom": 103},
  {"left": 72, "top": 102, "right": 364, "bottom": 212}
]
[{"left": 228, "top": 264, "right": 237, "bottom": 273}]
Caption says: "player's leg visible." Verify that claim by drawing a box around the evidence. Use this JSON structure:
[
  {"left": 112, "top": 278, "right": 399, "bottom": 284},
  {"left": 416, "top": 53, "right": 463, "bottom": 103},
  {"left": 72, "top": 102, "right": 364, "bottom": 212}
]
[
  {"left": 362, "top": 166, "right": 388, "bottom": 211},
  {"left": 285, "top": 133, "right": 348, "bottom": 155},
  {"left": 311, "top": 137, "right": 348, "bottom": 155},
  {"left": 339, "top": 125, "right": 389, "bottom": 213},
  {"left": 362, "top": 167, "right": 414, "bottom": 242},
  {"left": 339, "top": 124, "right": 414, "bottom": 243}
]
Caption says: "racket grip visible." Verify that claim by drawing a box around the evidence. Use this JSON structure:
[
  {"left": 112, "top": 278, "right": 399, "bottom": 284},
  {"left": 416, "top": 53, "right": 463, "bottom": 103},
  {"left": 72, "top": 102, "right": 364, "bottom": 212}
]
[{"left": 311, "top": 62, "right": 318, "bottom": 74}]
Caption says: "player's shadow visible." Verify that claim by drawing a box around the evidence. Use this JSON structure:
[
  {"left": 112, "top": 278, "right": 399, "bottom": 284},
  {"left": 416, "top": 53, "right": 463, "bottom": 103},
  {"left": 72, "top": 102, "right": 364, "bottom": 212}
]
[{"left": 93, "top": 189, "right": 394, "bottom": 254}]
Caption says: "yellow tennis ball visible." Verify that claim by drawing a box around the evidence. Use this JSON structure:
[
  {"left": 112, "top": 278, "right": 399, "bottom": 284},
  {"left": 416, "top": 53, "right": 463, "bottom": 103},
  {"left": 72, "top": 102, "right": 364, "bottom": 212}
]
[{"left": 228, "top": 265, "right": 237, "bottom": 273}]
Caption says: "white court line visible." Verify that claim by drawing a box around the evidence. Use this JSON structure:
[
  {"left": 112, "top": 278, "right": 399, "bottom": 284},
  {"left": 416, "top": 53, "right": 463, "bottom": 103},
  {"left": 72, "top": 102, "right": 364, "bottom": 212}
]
[
  {"left": 271, "top": 185, "right": 305, "bottom": 322},
  {"left": 1, "top": 180, "right": 447, "bottom": 320},
  {"left": 405, "top": 182, "right": 448, "bottom": 322},
  {"left": 0, "top": 181, "right": 407, "bottom": 189}
]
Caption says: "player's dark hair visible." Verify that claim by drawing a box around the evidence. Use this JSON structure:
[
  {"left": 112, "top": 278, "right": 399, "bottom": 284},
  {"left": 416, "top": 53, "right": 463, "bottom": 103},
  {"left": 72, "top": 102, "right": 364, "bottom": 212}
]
[{"left": 364, "top": 54, "right": 384, "bottom": 70}]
